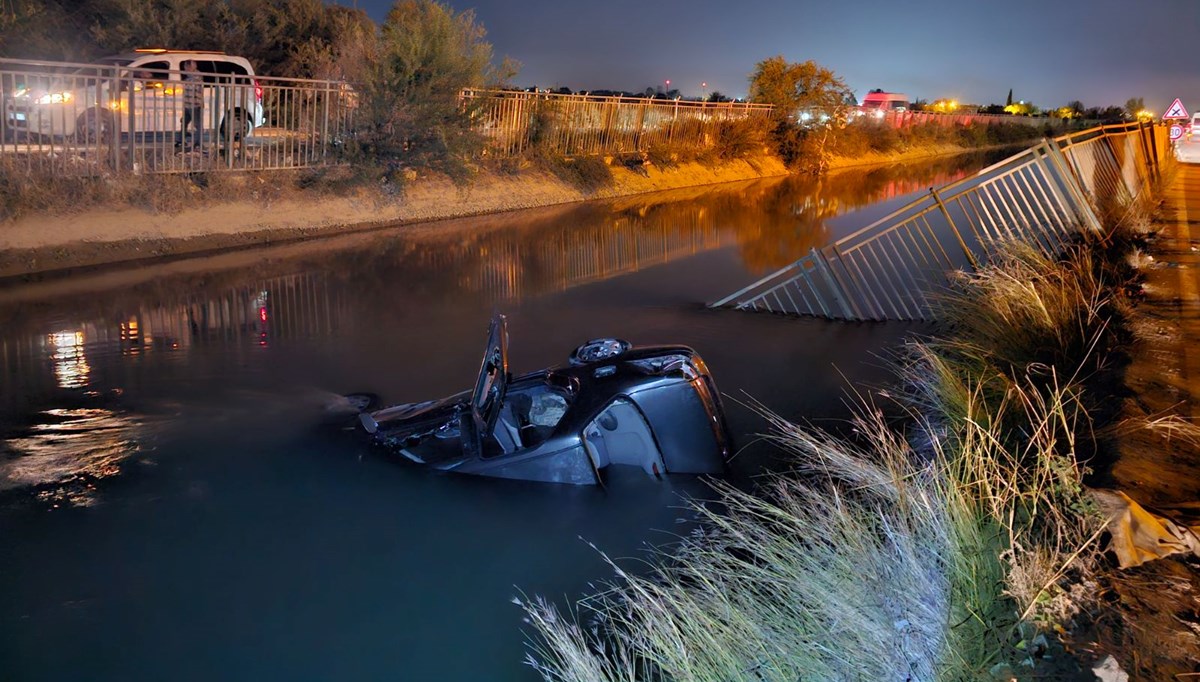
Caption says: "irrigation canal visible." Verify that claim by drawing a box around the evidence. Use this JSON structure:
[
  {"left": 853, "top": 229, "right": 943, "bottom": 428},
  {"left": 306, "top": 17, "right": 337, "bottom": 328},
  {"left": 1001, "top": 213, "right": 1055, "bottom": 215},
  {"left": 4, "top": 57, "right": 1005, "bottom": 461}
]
[{"left": 0, "top": 152, "right": 1004, "bottom": 681}]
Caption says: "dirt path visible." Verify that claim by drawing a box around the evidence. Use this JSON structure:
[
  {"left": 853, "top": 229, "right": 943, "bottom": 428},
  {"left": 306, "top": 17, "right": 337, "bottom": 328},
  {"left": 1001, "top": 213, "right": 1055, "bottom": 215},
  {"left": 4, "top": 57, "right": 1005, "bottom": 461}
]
[{"left": 1115, "top": 162, "right": 1200, "bottom": 504}]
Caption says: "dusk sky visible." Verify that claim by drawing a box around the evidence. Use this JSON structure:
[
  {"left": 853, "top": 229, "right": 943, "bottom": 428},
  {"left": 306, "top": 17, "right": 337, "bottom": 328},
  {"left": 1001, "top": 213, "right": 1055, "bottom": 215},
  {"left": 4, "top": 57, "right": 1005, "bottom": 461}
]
[{"left": 341, "top": 0, "right": 1200, "bottom": 112}]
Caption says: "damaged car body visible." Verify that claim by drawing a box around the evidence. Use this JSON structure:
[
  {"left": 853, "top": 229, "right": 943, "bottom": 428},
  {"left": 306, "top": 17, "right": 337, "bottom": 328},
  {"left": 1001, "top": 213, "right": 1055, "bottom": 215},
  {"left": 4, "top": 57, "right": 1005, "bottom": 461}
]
[{"left": 349, "top": 314, "right": 734, "bottom": 485}]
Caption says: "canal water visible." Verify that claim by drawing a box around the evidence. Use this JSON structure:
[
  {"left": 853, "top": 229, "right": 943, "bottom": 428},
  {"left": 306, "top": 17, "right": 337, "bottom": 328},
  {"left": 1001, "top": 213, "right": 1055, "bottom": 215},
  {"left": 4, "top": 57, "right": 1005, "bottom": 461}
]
[{"left": 0, "top": 154, "right": 998, "bottom": 681}]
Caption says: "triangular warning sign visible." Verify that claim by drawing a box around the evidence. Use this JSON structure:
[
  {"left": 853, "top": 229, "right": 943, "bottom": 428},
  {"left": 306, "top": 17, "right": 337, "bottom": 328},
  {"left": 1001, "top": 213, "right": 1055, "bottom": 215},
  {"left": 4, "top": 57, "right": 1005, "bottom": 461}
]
[{"left": 1163, "top": 98, "right": 1190, "bottom": 120}]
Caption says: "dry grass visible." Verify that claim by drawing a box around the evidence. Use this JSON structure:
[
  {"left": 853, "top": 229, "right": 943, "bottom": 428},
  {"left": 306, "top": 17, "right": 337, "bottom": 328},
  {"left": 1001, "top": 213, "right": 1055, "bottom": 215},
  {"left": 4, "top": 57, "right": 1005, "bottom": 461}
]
[
  {"left": 0, "top": 160, "right": 384, "bottom": 223},
  {"left": 524, "top": 235, "right": 1130, "bottom": 681},
  {"left": 525, "top": 406, "right": 954, "bottom": 682}
]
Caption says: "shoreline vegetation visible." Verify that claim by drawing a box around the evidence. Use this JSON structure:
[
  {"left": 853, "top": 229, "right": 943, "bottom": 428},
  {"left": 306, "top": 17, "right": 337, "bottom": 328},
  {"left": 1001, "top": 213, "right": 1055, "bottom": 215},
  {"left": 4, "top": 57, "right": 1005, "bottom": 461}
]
[{"left": 522, "top": 160, "right": 1200, "bottom": 679}]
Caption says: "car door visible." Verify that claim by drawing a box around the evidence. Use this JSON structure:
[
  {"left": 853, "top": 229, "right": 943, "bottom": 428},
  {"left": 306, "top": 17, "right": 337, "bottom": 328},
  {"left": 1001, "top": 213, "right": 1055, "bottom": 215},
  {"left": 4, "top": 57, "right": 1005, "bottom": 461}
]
[
  {"left": 206, "top": 60, "right": 253, "bottom": 137},
  {"left": 125, "top": 60, "right": 171, "bottom": 136}
]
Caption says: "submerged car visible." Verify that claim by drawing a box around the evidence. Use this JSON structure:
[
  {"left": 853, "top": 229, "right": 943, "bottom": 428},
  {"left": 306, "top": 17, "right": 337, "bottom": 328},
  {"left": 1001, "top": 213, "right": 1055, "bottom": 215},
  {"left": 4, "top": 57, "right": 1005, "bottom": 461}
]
[{"left": 347, "top": 314, "right": 733, "bottom": 485}]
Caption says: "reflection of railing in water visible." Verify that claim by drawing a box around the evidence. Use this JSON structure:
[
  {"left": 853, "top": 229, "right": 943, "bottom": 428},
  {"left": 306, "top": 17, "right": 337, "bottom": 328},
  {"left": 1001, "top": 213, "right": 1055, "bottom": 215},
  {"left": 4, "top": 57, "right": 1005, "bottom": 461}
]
[
  {"left": 0, "top": 272, "right": 351, "bottom": 401},
  {"left": 107, "top": 272, "right": 349, "bottom": 349},
  {"left": 426, "top": 159, "right": 989, "bottom": 302},
  {"left": 428, "top": 217, "right": 735, "bottom": 302},
  {"left": 712, "top": 123, "right": 1166, "bottom": 321}
]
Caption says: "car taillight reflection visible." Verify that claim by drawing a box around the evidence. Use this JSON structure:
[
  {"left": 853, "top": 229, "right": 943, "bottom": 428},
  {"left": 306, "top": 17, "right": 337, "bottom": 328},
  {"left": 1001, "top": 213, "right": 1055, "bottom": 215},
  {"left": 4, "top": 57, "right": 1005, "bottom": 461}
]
[{"left": 253, "top": 79, "right": 263, "bottom": 103}]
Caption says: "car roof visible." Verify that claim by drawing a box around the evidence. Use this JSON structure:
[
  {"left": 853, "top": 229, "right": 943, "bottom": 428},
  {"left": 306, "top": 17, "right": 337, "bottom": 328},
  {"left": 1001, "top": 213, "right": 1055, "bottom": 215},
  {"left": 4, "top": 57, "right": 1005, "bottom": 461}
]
[{"left": 101, "top": 51, "right": 255, "bottom": 73}]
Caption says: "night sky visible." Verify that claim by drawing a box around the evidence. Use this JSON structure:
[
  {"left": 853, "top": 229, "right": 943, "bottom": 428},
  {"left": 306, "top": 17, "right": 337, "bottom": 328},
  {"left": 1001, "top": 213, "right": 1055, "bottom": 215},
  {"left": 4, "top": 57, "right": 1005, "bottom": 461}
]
[{"left": 342, "top": 0, "right": 1200, "bottom": 112}]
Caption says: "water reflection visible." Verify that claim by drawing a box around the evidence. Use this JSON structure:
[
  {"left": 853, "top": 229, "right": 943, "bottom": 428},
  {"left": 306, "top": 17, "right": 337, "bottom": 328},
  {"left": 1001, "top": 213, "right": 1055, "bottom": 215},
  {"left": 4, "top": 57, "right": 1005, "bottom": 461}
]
[
  {"left": 0, "top": 153, "right": 999, "bottom": 682},
  {"left": 0, "top": 406, "right": 145, "bottom": 506},
  {"left": 48, "top": 331, "right": 90, "bottom": 389},
  {"left": 0, "top": 152, "right": 996, "bottom": 502}
]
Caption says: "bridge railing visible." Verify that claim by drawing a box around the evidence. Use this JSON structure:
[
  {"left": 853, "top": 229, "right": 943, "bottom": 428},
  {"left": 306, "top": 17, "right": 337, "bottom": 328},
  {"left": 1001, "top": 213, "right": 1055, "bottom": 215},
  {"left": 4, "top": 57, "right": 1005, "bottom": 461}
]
[{"left": 710, "top": 122, "right": 1163, "bottom": 321}]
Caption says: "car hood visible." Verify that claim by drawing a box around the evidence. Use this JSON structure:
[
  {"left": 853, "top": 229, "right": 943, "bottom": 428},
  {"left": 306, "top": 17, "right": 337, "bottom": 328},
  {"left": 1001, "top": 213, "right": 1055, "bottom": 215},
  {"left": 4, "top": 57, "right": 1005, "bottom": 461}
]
[
  {"left": 364, "top": 395, "right": 471, "bottom": 469},
  {"left": 368, "top": 394, "right": 464, "bottom": 432}
]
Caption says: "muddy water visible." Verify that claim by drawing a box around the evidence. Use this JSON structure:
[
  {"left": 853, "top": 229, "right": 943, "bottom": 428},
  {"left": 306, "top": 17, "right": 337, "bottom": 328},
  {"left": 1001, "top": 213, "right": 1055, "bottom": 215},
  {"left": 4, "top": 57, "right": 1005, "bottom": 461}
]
[{"left": 0, "top": 154, "right": 999, "bottom": 681}]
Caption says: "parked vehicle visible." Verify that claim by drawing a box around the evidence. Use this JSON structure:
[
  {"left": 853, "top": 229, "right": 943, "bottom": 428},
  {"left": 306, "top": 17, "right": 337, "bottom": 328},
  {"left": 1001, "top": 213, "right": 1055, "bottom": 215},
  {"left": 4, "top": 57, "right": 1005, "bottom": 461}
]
[
  {"left": 860, "top": 91, "right": 909, "bottom": 112},
  {"left": 342, "top": 314, "right": 734, "bottom": 485},
  {"left": 4, "top": 48, "right": 265, "bottom": 142}
]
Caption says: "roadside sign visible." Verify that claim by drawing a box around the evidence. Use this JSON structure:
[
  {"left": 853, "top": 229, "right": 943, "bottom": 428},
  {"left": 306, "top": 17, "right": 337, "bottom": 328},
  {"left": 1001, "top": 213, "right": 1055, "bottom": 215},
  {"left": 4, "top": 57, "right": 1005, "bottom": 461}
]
[
  {"left": 1163, "top": 98, "right": 1190, "bottom": 120},
  {"left": 1170, "top": 124, "right": 1184, "bottom": 141}
]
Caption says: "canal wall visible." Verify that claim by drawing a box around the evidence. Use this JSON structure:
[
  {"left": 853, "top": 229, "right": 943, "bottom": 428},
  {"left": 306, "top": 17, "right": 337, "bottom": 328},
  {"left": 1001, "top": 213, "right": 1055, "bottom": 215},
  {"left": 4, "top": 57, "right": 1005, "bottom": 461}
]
[{"left": 0, "top": 155, "right": 787, "bottom": 279}]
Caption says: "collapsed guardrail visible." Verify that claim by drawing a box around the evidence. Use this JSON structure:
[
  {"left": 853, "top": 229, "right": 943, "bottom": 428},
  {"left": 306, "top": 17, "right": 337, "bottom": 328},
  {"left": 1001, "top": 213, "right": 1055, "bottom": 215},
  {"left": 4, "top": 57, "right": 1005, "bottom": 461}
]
[{"left": 710, "top": 122, "right": 1166, "bottom": 321}]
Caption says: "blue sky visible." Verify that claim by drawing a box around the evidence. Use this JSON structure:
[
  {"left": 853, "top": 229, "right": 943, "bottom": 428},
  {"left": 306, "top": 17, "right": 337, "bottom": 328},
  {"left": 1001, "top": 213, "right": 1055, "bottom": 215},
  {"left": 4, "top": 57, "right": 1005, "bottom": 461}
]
[{"left": 337, "top": 0, "right": 1200, "bottom": 111}]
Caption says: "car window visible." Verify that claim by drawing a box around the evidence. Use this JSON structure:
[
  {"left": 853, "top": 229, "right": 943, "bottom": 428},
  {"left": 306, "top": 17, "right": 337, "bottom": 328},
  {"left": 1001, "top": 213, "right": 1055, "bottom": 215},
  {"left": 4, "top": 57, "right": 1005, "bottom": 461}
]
[
  {"left": 132, "top": 60, "right": 169, "bottom": 85},
  {"left": 193, "top": 60, "right": 249, "bottom": 85},
  {"left": 209, "top": 61, "right": 249, "bottom": 77}
]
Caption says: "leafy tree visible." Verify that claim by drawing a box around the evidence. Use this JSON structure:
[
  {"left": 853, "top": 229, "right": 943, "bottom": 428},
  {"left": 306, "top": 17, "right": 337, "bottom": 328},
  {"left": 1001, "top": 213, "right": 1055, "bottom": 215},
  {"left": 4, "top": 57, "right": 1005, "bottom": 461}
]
[
  {"left": 1004, "top": 101, "right": 1035, "bottom": 116},
  {"left": 748, "top": 56, "right": 851, "bottom": 173},
  {"left": 0, "top": 0, "right": 101, "bottom": 60},
  {"left": 707, "top": 91, "right": 729, "bottom": 103},
  {"left": 1124, "top": 97, "right": 1145, "bottom": 119},
  {"left": 1, "top": 0, "right": 373, "bottom": 78},
  {"left": 748, "top": 55, "right": 851, "bottom": 118},
  {"left": 1066, "top": 100, "right": 1084, "bottom": 117},
  {"left": 356, "top": 0, "right": 513, "bottom": 179}
]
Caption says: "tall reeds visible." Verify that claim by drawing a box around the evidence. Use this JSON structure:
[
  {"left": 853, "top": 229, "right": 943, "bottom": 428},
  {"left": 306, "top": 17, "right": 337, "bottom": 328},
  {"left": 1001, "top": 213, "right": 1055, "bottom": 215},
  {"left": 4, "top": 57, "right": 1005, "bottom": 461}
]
[{"left": 524, "top": 235, "right": 1135, "bottom": 680}]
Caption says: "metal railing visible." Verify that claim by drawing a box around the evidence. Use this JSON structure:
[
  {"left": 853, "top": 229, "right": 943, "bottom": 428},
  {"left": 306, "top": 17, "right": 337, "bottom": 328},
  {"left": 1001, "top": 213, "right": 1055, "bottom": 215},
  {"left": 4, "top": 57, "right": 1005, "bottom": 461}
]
[
  {"left": 1, "top": 57, "right": 774, "bottom": 175},
  {"left": 465, "top": 89, "right": 774, "bottom": 157},
  {"left": 711, "top": 122, "right": 1164, "bottom": 321},
  {"left": 858, "top": 108, "right": 1071, "bottom": 129},
  {"left": 0, "top": 57, "right": 356, "bottom": 175}
]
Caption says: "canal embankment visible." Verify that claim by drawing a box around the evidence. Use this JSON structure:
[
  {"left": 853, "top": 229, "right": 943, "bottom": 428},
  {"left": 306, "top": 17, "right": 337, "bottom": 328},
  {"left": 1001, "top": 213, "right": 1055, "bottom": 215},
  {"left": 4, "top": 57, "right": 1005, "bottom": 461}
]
[
  {"left": 0, "top": 156, "right": 785, "bottom": 280},
  {"left": 0, "top": 142, "right": 1011, "bottom": 281}
]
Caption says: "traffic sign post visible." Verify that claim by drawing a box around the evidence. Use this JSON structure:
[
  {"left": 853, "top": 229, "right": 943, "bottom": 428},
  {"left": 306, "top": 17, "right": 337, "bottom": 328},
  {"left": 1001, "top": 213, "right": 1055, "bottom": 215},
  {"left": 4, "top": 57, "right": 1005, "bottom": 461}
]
[{"left": 1163, "top": 98, "right": 1190, "bottom": 120}]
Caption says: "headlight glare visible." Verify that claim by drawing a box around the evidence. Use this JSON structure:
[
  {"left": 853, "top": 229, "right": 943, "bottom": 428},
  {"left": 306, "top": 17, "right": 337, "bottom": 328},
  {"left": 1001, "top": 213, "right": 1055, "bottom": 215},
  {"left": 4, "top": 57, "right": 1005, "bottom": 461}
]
[{"left": 35, "top": 91, "right": 73, "bottom": 105}]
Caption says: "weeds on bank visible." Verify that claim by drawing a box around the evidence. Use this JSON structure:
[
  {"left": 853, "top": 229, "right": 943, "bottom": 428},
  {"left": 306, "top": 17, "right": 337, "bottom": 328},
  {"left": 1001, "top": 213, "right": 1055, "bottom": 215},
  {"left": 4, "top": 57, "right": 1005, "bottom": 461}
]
[
  {"left": 777, "top": 121, "right": 1048, "bottom": 173},
  {"left": 524, "top": 229, "right": 1138, "bottom": 679},
  {"left": 0, "top": 161, "right": 388, "bottom": 222}
]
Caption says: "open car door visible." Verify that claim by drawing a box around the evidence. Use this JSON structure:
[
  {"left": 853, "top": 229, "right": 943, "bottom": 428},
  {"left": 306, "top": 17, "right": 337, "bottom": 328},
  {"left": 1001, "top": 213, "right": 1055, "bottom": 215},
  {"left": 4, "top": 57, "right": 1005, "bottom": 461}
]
[{"left": 470, "top": 313, "right": 509, "bottom": 443}]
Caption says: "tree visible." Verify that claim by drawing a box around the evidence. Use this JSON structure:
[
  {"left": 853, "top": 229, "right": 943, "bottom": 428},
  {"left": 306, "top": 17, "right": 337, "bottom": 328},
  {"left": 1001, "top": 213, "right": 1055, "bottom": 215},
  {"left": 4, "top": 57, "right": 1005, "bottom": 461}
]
[
  {"left": 707, "top": 91, "right": 729, "bottom": 103},
  {"left": 1066, "top": 100, "right": 1085, "bottom": 117},
  {"left": 1125, "top": 97, "right": 1146, "bottom": 120},
  {"left": 1006, "top": 88, "right": 1013, "bottom": 106},
  {"left": 748, "top": 56, "right": 851, "bottom": 118},
  {"left": 748, "top": 56, "right": 851, "bottom": 172},
  {"left": 357, "top": 0, "right": 512, "bottom": 177},
  {"left": 0, "top": 0, "right": 376, "bottom": 78}
]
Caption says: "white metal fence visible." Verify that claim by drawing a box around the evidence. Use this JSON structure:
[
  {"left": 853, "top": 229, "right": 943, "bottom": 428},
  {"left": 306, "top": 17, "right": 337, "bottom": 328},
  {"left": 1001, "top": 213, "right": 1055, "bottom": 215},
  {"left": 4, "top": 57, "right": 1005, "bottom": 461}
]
[
  {"left": 0, "top": 56, "right": 1097, "bottom": 182},
  {"left": 711, "top": 122, "right": 1166, "bottom": 321},
  {"left": 0, "top": 57, "right": 356, "bottom": 175},
  {"left": 465, "top": 89, "right": 774, "bottom": 157}
]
